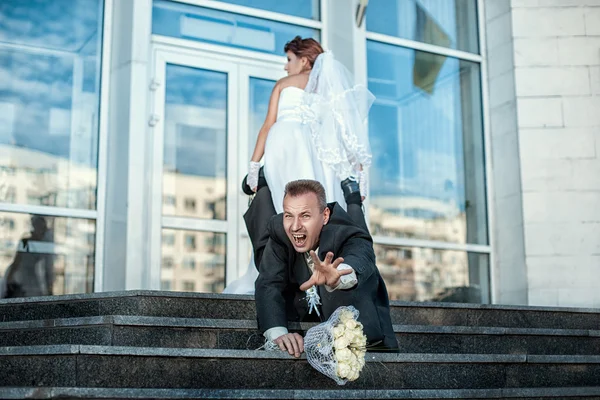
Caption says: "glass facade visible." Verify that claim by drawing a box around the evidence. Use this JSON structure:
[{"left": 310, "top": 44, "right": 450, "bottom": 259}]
[
  {"left": 0, "top": 0, "right": 104, "bottom": 209},
  {"left": 0, "top": 0, "right": 489, "bottom": 302},
  {"left": 367, "top": 0, "right": 479, "bottom": 54},
  {"left": 162, "top": 64, "right": 228, "bottom": 220},
  {"left": 366, "top": 41, "right": 487, "bottom": 245},
  {"left": 366, "top": 0, "right": 488, "bottom": 303},
  {"left": 248, "top": 77, "right": 276, "bottom": 160},
  {"left": 152, "top": 0, "right": 319, "bottom": 55},
  {"left": 216, "top": 0, "right": 320, "bottom": 20},
  {"left": 161, "top": 229, "right": 226, "bottom": 293},
  {"left": 375, "top": 244, "right": 489, "bottom": 302},
  {"left": 0, "top": 0, "right": 103, "bottom": 297},
  {"left": 0, "top": 212, "right": 96, "bottom": 297}
]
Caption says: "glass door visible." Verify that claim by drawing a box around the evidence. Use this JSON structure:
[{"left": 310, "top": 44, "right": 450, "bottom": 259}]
[
  {"left": 149, "top": 47, "right": 284, "bottom": 292},
  {"left": 235, "top": 64, "right": 285, "bottom": 282},
  {"left": 150, "top": 49, "right": 238, "bottom": 294}
]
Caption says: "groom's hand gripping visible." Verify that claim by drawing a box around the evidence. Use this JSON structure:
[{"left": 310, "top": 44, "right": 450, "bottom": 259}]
[{"left": 274, "top": 333, "right": 304, "bottom": 358}]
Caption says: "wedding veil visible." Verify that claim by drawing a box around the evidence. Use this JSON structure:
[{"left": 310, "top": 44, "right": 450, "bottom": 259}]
[{"left": 304, "top": 51, "right": 375, "bottom": 180}]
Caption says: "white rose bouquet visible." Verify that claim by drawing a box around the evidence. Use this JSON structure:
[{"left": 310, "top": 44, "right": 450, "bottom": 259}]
[{"left": 304, "top": 306, "right": 367, "bottom": 385}]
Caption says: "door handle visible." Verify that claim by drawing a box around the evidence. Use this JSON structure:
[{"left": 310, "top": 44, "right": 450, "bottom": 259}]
[
  {"left": 149, "top": 79, "right": 161, "bottom": 91},
  {"left": 148, "top": 114, "right": 160, "bottom": 127}
]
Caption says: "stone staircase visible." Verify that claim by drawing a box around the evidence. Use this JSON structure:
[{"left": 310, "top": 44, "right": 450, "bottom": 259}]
[{"left": 1, "top": 291, "right": 600, "bottom": 399}]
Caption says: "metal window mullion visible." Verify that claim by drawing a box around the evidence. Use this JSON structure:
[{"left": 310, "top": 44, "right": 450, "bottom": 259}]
[
  {"left": 225, "top": 63, "right": 240, "bottom": 286},
  {"left": 152, "top": 36, "right": 287, "bottom": 66},
  {"left": 476, "top": 0, "right": 496, "bottom": 302},
  {"left": 167, "top": 0, "right": 323, "bottom": 29},
  {"left": 94, "top": 0, "right": 114, "bottom": 293},
  {"left": 319, "top": 0, "right": 329, "bottom": 49},
  {"left": 235, "top": 66, "right": 250, "bottom": 284},
  {"left": 148, "top": 50, "right": 169, "bottom": 291},
  {"left": 0, "top": 41, "right": 76, "bottom": 57},
  {"left": 372, "top": 235, "right": 492, "bottom": 254},
  {"left": 0, "top": 203, "right": 97, "bottom": 220},
  {"left": 365, "top": 31, "right": 482, "bottom": 63},
  {"left": 162, "top": 216, "right": 229, "bottom": 234}
]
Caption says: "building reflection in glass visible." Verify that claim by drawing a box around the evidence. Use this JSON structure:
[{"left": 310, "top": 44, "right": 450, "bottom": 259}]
[
  {"left": 161, "top": 228, "right": 226, "bottom": 293},
  {"left": 0, "top": 212, "right": 95, "bottom": 298},
  {"left": 367, "top": 41, "right": 487, "bottom": 247},
  {"left": 367, "top": 30, "right": 488, "bottom": 302},
  {"left": 375, "top": 244, "right": 489, "bottom": 303},
  {"left": 162, "top": 64, "right": 228, "bottom": 220}
]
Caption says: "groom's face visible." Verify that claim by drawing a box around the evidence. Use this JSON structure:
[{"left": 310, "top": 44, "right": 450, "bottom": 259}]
[{"left": 283, "top": 192, "right": 330, "bottom": 253}]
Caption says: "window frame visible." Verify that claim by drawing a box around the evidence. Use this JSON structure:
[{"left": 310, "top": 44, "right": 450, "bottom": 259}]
[
  {"left": 0, "top": 0, "right": 113, "bottom": 293},
  {"left": 355, "top": 0, "right": 494, "bottom": 302}
]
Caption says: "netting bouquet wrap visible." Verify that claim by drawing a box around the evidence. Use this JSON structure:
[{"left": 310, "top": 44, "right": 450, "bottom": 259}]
[{"left": 304, "top": 306, "right": 367, "bottom": 385}]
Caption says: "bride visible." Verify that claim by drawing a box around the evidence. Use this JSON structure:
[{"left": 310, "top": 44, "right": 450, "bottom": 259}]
[{"left": 222, "top": 36, "right": 374, "bottom": 294}]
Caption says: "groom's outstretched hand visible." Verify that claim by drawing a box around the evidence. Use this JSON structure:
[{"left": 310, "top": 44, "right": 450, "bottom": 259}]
[{"left": 299, "top": 251, "right": 353, "bottom": 291}]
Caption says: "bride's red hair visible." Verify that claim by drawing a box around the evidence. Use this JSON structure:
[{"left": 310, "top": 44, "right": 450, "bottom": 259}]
[{"left": 284, "top": 36, "right": 324, "bottom": 68}]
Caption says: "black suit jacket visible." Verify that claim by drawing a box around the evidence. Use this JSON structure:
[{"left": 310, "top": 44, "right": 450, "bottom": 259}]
[{"left": 254, "top": 202, "right": 398, "bottom": 350}]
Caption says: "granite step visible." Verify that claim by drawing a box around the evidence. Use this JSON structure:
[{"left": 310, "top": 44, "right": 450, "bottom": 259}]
[
  {"left": 2, "top": 316, "right": 600, "bottom": 355},
  {"left": 2, "top": 386, "right": 600, "bottom": 399},
  {"left": 2, "top": 291, "right": 600, "bottom": 330},
  {"left": 1, "top": 345, "right": 600, "bottom": 390}
]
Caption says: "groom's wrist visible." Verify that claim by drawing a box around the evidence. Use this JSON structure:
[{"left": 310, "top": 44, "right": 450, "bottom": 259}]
[
  {"left": 325, "top": 264, "right": 357, "bottom": 292},
  {"left": 327, "top": 277, "right": 342, "bottom": 291},
  {"left": 264, "top": 326, "right": 288, "bottom": 342}
]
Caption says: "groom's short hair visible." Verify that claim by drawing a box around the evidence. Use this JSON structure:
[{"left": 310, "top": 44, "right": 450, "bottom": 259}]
[{"left": 284, "top": 180, "right": 327, "bottom": 212}]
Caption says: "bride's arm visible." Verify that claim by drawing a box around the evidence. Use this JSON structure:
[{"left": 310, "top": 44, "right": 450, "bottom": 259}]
[{"left": 250, "top": 83, "right": 282, "bottom": 163}]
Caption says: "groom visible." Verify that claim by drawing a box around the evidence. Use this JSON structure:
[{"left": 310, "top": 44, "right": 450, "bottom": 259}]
[
  {"left": 242, "top": 168, "right": 368, "bottom": 267},
  {"left": 254, "top": 179, "right": 397, "bottom": 357}
]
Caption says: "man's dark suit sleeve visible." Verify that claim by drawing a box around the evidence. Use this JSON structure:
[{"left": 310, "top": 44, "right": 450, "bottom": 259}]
[
  {"left": 254, "top": 219, "right": 290, "bottom": 332},
  {"left": 337, "top": 234, "right": 377, "bottom": 283}
]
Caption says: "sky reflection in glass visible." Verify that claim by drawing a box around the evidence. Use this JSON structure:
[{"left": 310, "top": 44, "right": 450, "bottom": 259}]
[
  {"left": 366, "top": 0, "right": 479, "bottom": 54},
  {"left": 162, "top": 64, "right": 228, "bottom": 220},
  {"left": 215, "top": 0, "right": 320, "bottom": 20},
  {"left": 0, "top": 0, "right": 103, "bottom": 210},
  {"left": 367, "top": 40, "right": 487, "bottom": 245},
  {"left": 153, "top": 0, "right": 319, "bottom": 56}
]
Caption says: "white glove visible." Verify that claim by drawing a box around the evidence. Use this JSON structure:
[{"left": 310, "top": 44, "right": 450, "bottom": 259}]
[
  {"left": 359, "top": 169, "right": 369, "bottom": 199},
  {"left": 247, "top": 161, "right": 261, "bottom": 191}
]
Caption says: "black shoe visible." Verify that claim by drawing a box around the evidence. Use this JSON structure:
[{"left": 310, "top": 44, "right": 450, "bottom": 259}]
[
  {"left": 341, "top": 177, "right": 361, "bottom": 205},
  {"left": 242, "top": 166, "right": 268, "bottom": 196}
]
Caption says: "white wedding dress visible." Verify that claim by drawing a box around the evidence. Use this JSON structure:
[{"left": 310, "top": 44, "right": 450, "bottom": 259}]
[
  {"left": 223, "top": 51, "right": 374, "bottom": 295},
  {"left": 222, "top": 86, "right": 346, "bottom": 295},
  {"left": 264, "top": 86, "right": 346, "bottom": 213}
]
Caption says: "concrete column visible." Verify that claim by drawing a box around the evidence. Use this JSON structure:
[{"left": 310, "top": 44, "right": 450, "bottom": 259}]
[
  {"left": 102, "top": 0, "right": 153, "bottom": 291},
  {"left": 484, "top": 0, "right": 529, "bottom": 304}
]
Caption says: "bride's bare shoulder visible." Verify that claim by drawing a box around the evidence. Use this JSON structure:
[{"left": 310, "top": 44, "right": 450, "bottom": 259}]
[{"left": 277, "top": 74, "right": 309, "bottom": 91}]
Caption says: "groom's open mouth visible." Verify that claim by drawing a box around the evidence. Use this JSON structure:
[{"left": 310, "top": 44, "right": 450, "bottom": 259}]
[{"left": 292, "top": 234, "right": 307, "bottom": 247}]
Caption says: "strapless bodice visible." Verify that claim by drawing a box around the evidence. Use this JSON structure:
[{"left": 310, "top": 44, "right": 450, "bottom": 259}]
[{"left": 276, "top": 86, "right": 315, "bottom": 123}]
